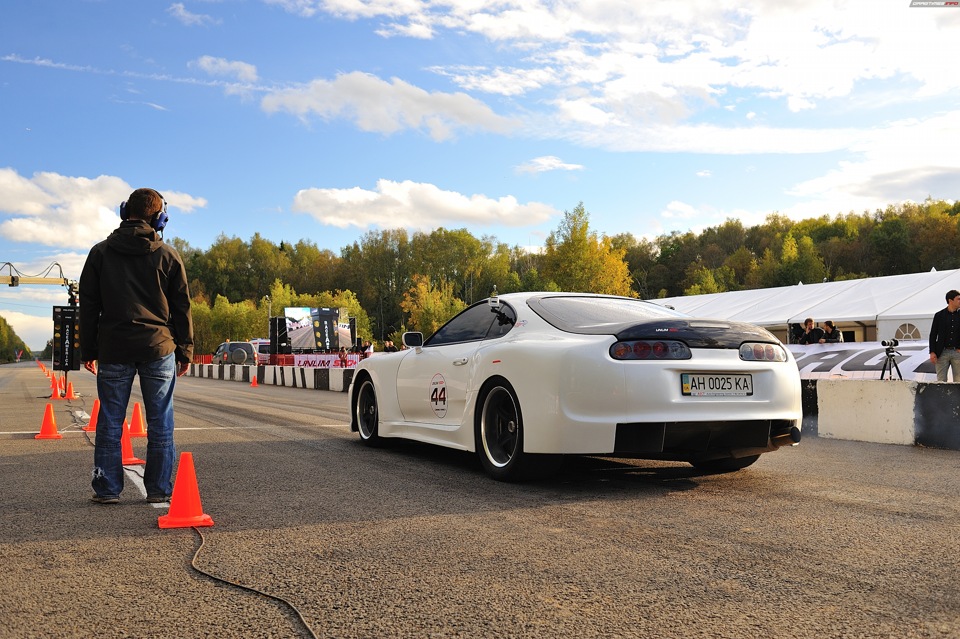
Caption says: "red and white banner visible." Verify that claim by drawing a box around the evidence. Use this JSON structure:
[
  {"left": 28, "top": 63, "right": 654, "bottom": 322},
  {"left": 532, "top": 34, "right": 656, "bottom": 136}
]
[{"left": 291, "top": 353, "right": 362, "bottom": 368}]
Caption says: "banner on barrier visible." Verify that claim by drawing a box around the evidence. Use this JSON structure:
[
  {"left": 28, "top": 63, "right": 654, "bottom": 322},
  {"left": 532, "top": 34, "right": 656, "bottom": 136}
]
[
  {"left": 787, "top": 341, "right": 934, "bottom": 381},
  {"left": 292, "top": 353, "right": 360, "bottom": 368}
]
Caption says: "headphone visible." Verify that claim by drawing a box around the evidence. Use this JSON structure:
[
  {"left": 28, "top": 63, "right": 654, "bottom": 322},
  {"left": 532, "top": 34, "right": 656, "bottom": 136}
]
[{"left": 120, "top": 188, "right": 169, "bottom": 234}]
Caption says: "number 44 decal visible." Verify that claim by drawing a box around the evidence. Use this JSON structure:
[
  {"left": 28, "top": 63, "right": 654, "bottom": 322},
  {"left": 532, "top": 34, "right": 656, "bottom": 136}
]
[{"left": 430, "top": 373, "right": 447, "bottom": 418}]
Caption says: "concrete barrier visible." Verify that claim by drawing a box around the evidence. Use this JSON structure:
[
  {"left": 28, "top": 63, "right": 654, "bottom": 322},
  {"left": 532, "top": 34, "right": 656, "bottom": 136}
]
[
  {"left": 190, "top": 363, "right": 351, "bottom": 393},
  {"left": 187, "top": 365, "right": 960, "bottom": 451},
  {"left": 817, "top": 380, "right": 916, "bottom": 445}
]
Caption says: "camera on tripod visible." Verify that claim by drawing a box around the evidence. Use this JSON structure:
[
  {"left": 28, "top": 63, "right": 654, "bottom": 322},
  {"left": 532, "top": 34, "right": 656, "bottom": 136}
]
[{"left": 880, "top": 338, "right": 902, "bottom": 380}]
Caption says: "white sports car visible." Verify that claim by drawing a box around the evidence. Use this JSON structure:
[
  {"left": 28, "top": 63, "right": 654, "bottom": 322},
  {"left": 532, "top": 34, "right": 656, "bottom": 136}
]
[{"left": 349, "top": 291, "right": 802, "bottom": 481}]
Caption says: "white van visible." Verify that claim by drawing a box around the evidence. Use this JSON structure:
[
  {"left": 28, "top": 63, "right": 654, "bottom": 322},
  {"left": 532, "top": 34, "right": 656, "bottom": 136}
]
[{"left": 249, "top": 338, "right": 271, "bottom": 365}]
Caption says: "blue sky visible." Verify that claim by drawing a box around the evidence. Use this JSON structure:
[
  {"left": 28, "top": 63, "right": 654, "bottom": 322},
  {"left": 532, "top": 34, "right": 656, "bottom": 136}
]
[{"left": 2, "top": 0, "right": 959, "bottom": 350}]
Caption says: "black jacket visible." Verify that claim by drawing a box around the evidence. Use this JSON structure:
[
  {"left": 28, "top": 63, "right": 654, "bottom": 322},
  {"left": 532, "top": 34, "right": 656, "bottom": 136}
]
[
  {"left": 929, "top": 307, "right": 960, "bottom": 357},
  {"left": 79, "top": 220, "right": 194, "bottom": 365}
]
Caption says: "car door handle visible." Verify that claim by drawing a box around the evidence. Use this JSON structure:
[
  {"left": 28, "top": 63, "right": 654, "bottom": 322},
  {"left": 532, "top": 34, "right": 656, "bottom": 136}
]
[{"left": 453, "top": 358, "right": 468, "bottom": 366}]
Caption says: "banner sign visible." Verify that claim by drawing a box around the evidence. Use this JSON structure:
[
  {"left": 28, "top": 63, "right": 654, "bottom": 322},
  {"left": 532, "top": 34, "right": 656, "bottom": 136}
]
[
  {"left": 292, "top": 353, "right": 362, "bottom": 368},
  {"left": 787, "top": 341, "right": 935, "bottom": 382}
]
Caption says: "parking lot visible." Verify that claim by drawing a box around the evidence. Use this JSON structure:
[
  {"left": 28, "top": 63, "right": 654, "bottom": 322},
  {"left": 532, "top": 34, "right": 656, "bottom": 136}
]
[{"left": 2, "top": 361, "right": 959, "bottom": 638}]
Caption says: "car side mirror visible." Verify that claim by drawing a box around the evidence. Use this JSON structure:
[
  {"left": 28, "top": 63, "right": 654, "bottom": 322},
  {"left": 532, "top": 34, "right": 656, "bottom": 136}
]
[{"left": 402, "top": 332, "right": 423, "bottom": 349}]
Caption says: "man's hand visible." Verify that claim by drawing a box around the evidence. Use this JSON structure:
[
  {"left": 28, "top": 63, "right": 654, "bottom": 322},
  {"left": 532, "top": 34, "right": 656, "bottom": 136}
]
[
  {"left": 83, "top": 360, "right": 97, "bottom": 375},
  {"left": 930, "top": 353, "right": 938, "bottom": 364},
  {"left": 177, "top": 361, "right": 190, "bottom": 377}
]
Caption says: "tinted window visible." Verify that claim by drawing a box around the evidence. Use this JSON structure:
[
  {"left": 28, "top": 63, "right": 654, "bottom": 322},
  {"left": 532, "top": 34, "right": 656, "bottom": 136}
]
[
  {"left": 425, "top": 302, "right": 498, "bottom": 346},
  {"left": 528, "top": 295, "right": 686, "bottom": 334},
  {"left": 485, "top": 303, "right": 516, "bottom": 339}
]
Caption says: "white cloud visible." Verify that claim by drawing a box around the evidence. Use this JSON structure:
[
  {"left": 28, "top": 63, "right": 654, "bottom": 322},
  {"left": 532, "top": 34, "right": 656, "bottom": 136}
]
[
  {"left": 167, "top": 3, "right": 221, "bottom": 27},
  {"left": 515, "top": 156, "right": 584, "bottom": 174},
  {"left": 785, "top": 111, "right": 960, "bottom": 212},
  {"left": 267, "top": 1, "right": 960, "bottom": 152},
  {"left": 0, "top": 169, "right": 207, "bottom": 249},
  {"left": 696, "top": 170, "right": 712, "bottom": 178},
  {"left": 261, "top": 71, "right": 518, "bottom": 140},
  {"left": 292, "top": 179, "right": 559, "bottom": 230},
  {"left": 189, "top": 56, "right": 258, "bottom": 83}
]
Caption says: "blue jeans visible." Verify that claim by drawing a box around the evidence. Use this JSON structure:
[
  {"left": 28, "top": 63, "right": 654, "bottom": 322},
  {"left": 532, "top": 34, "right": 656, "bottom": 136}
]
[
  {"left": 92, "top": 353, "right": 177, "bottom": 499},
  {"left": 936, "top": 347, "right": 960, "bottom": 382}
]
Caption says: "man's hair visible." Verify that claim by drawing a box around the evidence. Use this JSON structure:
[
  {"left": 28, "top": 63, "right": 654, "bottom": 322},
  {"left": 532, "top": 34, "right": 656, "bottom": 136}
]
[
  {"left": 804, "top": 317, "right": 814, "bottom": 326},
  {"left": 824, "top": 320, "right": 835, "bottom": 330},
  {"left": 947, "top": 289, "right": 960, "bottom": 303},
  {"left": 125, "top": 188, "right": 164, "bottom": 221}
]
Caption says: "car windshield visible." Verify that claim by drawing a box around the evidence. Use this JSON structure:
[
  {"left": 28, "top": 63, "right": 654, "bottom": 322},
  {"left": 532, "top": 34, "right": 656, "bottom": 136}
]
[{"left": 527, "top": 295, "right": 687, "bottom": 334}]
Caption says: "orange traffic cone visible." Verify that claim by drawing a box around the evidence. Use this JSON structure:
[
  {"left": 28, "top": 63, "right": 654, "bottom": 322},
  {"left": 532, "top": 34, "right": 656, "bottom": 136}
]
[
  {"left": 250, "top": 375, "right": 258, "bottom": 387},
  {"left": 65, "top": 382, "right": 79, "bottom": 400},
  {"left": 49, "top": 376, "right": 63, "bottom": 400},
  {"left": 83, "top": 399, "right": 100, "bottom": 432},
  {"left": 121, "top": 420, "right": 145, "bottom": 465},
  {"left": 158, "top": 453, "right": 214, "bottom": 529},
  {"left": 128, "top": 402, "right": 147, "bottom": 437},
  {"left": 35, "top": 403, "right": 63, "bottom": 440},
  {"left": 59, "top": 374, "right": 66, "bottom": 393}
]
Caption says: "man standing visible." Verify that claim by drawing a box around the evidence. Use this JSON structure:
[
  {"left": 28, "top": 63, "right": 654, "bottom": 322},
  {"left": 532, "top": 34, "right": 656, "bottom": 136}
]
[
  {"left": 80, "top": 188, "right": 194, "bottom": 504},
  {"left": 929, "top": 289, "right": 960, "bottom": 382}
]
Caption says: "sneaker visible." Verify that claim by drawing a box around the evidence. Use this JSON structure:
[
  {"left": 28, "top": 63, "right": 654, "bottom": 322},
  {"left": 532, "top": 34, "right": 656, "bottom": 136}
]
[
  {"left": 146, "top": 494, "right": 171, "bottom": 503},
  {"left": 91, "top": 495, "right": 120, "bottom": 504}
]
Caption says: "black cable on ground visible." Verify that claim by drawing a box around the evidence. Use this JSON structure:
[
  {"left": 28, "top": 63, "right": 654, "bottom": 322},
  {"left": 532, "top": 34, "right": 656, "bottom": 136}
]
[
  {"left": 189, "top": 527, "right": 320, "bottom": 639},
  {"left": 64, "top": 393, "right": 319, "bottom": 638}
]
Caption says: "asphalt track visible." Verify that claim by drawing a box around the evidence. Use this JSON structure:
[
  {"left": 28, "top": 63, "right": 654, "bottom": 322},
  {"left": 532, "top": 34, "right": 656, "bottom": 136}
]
[{"left": 1, "top": 361, "right": 959, "bottom": 638}]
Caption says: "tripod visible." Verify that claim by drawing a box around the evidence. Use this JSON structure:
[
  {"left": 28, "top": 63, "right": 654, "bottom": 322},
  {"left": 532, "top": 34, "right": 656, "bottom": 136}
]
[{"left": 879, "top": 346, "right": 902, "bottom": 380}]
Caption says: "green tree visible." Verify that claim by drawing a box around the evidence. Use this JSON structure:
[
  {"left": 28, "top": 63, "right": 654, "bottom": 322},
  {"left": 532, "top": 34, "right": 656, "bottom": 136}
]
[
  {"left": 339, "top": 229, "right": 412, "bottom": 341},
  {"left": 542, "top": 203, "right": 634, "bottom": 296},
  {"left": 400, "top": 274, "right": 466, "bottom": 335},
  {"left": 410, "top": 228, "right": 487, "bottom": 304},
  {"left": 0, "top": 315, "right": 31, "bottom": 363}
]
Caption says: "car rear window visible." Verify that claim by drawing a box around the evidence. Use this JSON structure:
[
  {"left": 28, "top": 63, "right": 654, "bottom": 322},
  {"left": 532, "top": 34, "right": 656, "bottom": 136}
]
[{"left": 527, "top": 295, "right": 686, "bottom": 334}]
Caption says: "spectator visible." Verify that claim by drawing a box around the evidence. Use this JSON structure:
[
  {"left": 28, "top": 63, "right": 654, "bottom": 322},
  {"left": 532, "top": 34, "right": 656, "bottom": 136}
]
[
  {"left": 929, "top": 289, "right": 960, "bottom": 382},
  {"left": 384, "top": 340, "right": 399, "bottom": 352},
  {"left": 80, "top": 187, "right": 193, "bottom": 505},
  {"left": 820, "top": 321, "right": 843, "bottom": 343},
  {"left": 797, "top": 318, "right": 824, "bottom": 345}
]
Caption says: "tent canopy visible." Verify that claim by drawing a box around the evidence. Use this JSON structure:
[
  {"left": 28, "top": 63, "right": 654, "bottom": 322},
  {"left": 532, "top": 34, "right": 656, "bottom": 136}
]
[{"left": 650, "top": 268, "right": 960, "bottom": 339}]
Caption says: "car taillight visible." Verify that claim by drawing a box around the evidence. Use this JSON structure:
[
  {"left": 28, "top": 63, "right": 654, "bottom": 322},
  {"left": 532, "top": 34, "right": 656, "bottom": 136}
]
[
  {"left": 610, "top": 340, "right": 691, "bottom": 360},
  {"left": 739, "top": 342, "right": 787, "bottom": 362}
]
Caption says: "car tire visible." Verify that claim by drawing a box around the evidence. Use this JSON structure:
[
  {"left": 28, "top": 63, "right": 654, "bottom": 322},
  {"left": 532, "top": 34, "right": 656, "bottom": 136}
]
[
  {"left": 354, "top": 377, "right": 381, "bottom": 446},
  {"left": 690, "top": 454, "right": 760, "bottom": 473},
  {"left": 475, "top": 378, "right": 560, "bottom": 482},
  {"left": 230, "top": 349, "right": 247, "bottom": 365}
]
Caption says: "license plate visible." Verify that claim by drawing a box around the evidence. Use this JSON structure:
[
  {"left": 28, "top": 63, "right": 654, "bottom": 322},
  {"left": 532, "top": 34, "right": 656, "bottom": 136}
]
[{"left": 681, "top": 373, "right": 753, "bottom": 397}]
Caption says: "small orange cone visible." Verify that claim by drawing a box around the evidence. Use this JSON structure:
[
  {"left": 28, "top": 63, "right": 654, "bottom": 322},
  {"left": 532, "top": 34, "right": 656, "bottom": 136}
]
[
  {"left": 35, "top": 403, "right": 63, "bottom": 439},
  {"left": 250, "top": 375, "right": 258, "bottom": 387},
  {"left": 121, "top": 420, "right": 145, "bottom": 465},
  {"left": 49, "top": 376, "right": 63, "bottom": 400},
  {"left": 128, "top": 402, "right": 147, "bottom": 437},
  {"left": 59, "top": 374, "right": 66, "bottom": 393},
  {"left": 158, "top": 453, "right": 214, "bottom": 529},
  {"left": 83, "top": 399, "right": 100, "bottom": 432},
  {"left": 65, "top": 382, "right": 79, "bottom": 400}
]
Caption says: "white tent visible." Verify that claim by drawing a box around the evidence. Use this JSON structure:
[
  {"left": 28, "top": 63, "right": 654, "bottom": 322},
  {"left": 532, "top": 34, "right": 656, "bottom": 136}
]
[{"left": 650, "top": 268, "right": 960, "bottom": 342}]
